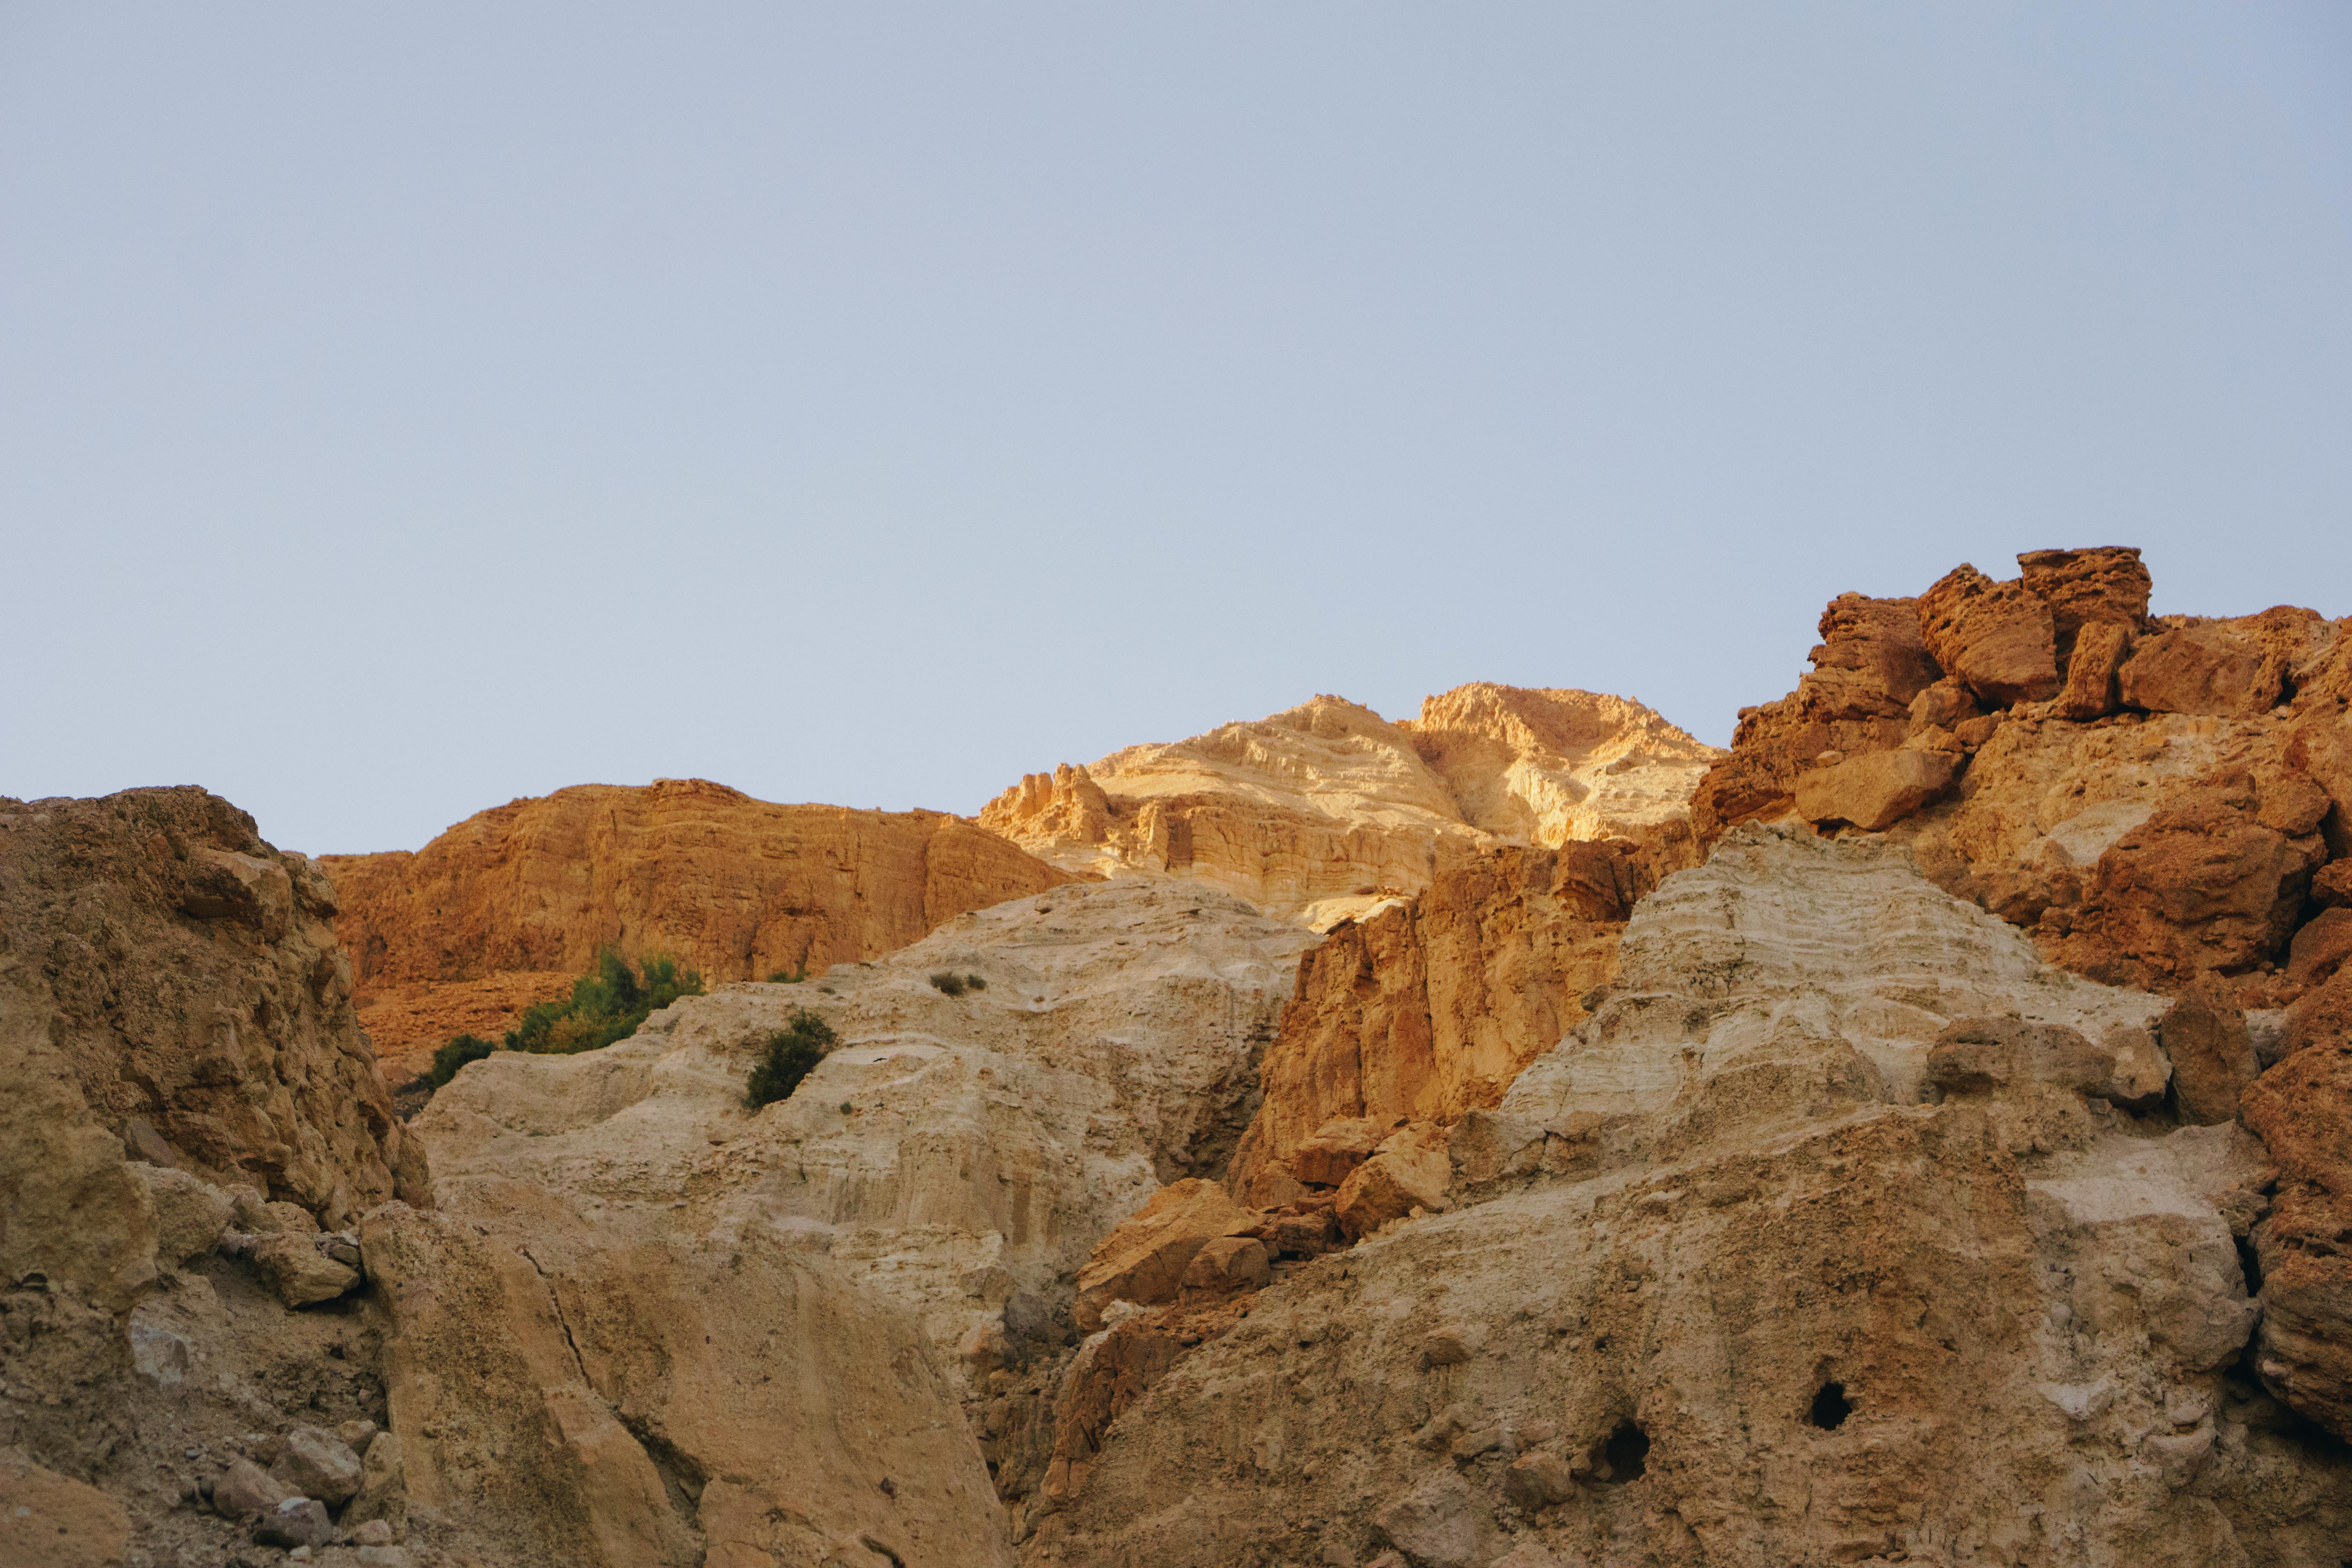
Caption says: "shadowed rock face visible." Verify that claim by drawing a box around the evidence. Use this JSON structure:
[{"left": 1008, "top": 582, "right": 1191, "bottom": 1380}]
[
  {"left": 980, "top": 687, "right": 1720, "bottom": 927},
  {"left": 1029, "top": 828, "right": 2352, "bottom": 1568},
  {"left": 319, "top": 776, "right": 1084, "bottom": 1072}
]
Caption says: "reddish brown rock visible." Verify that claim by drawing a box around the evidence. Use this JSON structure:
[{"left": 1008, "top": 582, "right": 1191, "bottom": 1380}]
[
  {"left": 2249, "top": 1188, "right": 2352, "bottom": 1439},
  {"left": 1227, "top": 843, "right": 1634, "bottom": 1203},
  {"left": 1794, "top": 749, "right": 1958, "bottom": 832},
  {"left": 2240, "top": 1041, "right": 2352, "bottom": 1198},
  {"left": 2120, "top": 625, "right": 2284, "bottom": 717},
  {"left": 2017, "top": 546, "right": 2153, "bottom": 656},
  {"left": 2054, "top": 620, "right": 2133, "bottom": 721},
  {"left": 1690, "top": 596, "right": 1936, "bottom": 842},
  {"left": 2158, "top": 988, "right": 2260, "bottom": 1125},
  {"left": 1916, "top": 564, "right": 2060, "bottom": 707},
  {"left": 2311, "top": 860, "right": 2352, "bottom": 911},
  {"left": 2284, "top": 968, "right": 2352, "bottom": 1060},
  {"left": 323, "top": 778, "right": 1082, "bottom": 994},
  {"left": 2037, "top": 768, "right": 2326, "bottom": 991},
  {"left": 1283, "top": 1117, "right": 1388, "bottom": 1190},
  {"left": 2288, "top": 907, "right": 2352, "bottom": 991},
  {"left": 2241, "top": 1036, "right": 2352, "bottom": 1437}
]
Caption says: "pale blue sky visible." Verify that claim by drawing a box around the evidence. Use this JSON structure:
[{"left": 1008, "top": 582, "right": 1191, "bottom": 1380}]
[{"left": 4, "top": 5, "right": 2348, "bottom": 854}]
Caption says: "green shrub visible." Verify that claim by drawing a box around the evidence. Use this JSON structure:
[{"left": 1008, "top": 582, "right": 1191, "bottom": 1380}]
[
  {"left": 414, "top": 950, "right": 703, "bottom": 1104},
  {"left": 746, "top": 1008, "right": 839, "bottom": 1109},
  {"left": 965, "top": 973, "right": 986, "bottom": 991},
  {"left": 765, "top": 967, "right": 808, "bottom": 984},
  {"left": 928, "top": 971, "right": 967, "bottom": 997},
  {"left": 425, "top": 1033, "right": 497, "bottom": 1089},
  {"left": 508, "top": 949, "right": 702, "bottom": 1056}
]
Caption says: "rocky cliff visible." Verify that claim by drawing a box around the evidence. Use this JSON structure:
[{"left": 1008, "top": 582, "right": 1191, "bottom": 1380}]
[
  {"left": 980, "top": 687, "right": 1719, "bottom": 927},
  {"left": 1690, "top": 547, "right": 2350, "bottom": 1007},
  {"left": 322, "top": 777, "right": 1083, "bottom": 1074},
  {"left": 1228, "top": 842, "right": 1642, "bottom": 1208},
  {"left": 1032, "top": 827, "right": 2352, "bottom": 1568}
]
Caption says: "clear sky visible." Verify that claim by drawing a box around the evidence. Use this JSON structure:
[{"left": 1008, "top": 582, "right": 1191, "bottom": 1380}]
[{"left": 4, "top": 5, "right": 2348, "bottom": 856}]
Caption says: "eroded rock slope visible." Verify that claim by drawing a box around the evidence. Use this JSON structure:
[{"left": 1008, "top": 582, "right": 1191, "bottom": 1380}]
[{"left": 1034, "top": 827, "right": 2352, "bottom": 1568}]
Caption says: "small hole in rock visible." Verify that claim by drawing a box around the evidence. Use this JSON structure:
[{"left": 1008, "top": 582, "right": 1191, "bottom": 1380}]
[
  {"left": 1596, "top": 1421, "right": 1648, "bottom": 1483},
  {"left": 1809, "top": 1381, "right": 1852, "bottom": 1430}
]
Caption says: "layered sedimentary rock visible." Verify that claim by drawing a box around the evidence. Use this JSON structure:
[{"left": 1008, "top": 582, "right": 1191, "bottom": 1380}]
[
  {"left": 1691, "top": 546, "right": 2352, "bottom": 1005},
  {"left": 0, "top": 788, "right": 428, "bottom": 1261},
  {"left": 409, "top": 878, "right": 1317, "bottom": 1546},
  {"left": 1031, "top": 827, "right": 2352, "bottom": 1568},
  {"left": 417, "top": 881, "right": 1314, "bottom": 1378},
  {"left": 1228, "top": 842, "right": 1641, "bottom": 1206},
  {"left": 981, "top": 688, "right": 1719, "bottom": 926},
  {"left": 322, "top": 777, "right": 1082, "bottom": 1070}
]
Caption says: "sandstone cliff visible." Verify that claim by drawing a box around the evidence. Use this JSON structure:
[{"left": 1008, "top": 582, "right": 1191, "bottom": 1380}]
[
  {"left": 1031, "top": 827, "right": 2352, "bottom": 1568},
  {"left": 1691, "top": 547, "right": 2351, "bottom": 1006},
  {"left": 323, "top": 777, "right": 1083, "bottom": 1073},
  {"left": 980, "top": 687, "right": 1719, "bottom": 927},
  {"left": 1228, "top": 841, "right": 1641, "bottom": 1208}
]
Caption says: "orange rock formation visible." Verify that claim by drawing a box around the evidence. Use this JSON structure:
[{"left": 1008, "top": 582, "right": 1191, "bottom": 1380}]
[
  {"left": 1692, "top": 546, "right": 2351, "bottom": 1005},
  {"left": 980, "top": 685, "right": 1719, "bottom": 926},
  {"left": 322, "top": 777, "right": 1083, "bottom": 1071},
  {"left": 1227, "top": 840, "right": 1643, "bottom": 1204}
]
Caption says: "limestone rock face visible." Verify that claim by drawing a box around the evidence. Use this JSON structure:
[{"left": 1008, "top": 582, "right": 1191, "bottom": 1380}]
[
  {"left": 365, "top": 1189, "right": 1011, "bottom": 1568},
  {"left": 981, "top": 689, "right": 1718, "bottom": 926},
  {"left": 1029, "top": 828, "right": 2348, "bottom": 1568},
  {"left": 1228, "top": 843, "right": 1637, "bottom": 1206},
  {"left": 0, "top": 788, "right": 426, "bottom": 1255},
  {"left": 1690, "top": 548, "right": 2352, "bottom": 1008},
  {"left": 414, "top": 879, "right": 1316, "bottom": 1382},
  {"left": 322, "top": 777, "right": 1082, "bottom": 1068}
]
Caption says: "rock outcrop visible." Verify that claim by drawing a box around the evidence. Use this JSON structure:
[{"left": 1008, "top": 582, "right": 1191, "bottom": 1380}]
[
  {"left": 1029, "top": 827, "right": 2352, "bottom": 1568},
  {"left": 1228, "top": 842, "right": 1641, "bottom": 1207},
  {"left": 322, "top": 777, "right": 1083, "bottom": 1073},
  {"left": 981, "top": 688, "right": 1719, "bottom": 927},
  {"left": 1691, "top": 547, "right": 2351, "bottom": 1007},
  {"left": 0, "top": 788, "right": 427, "bottom": 1266}
]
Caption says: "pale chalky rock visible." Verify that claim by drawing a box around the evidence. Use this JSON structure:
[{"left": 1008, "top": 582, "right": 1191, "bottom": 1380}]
[
  {"left": 417, "top": 879, "right": 1314, "bottom": 1380},
  {"left": 252, "top": 1233, "right": 360, "bottom": 1307},
  {"left": 133, "top": 1165, "right": 232, "bottom": 1268},
  {"left": 272, "top": 1425, "right": 363, "bottom": 1506},
  {"left": 1029, "top": 828, "right": 2336, "bottom": 1568}
]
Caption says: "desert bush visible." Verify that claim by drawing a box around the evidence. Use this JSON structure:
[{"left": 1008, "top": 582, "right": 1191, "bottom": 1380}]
[
  {"left": 928, "top": 971, "right": 967, "bottom": 997},
  {"left": 765, "top": 967, "right": 808, "bottom": 984},
  {"left": 746, "top": 1008, "right": 839, "bottom": 1109},
  {"left": 508, "top": 948, "right": 702, "bottom": 1056},
  {"left": 425, "top": 1033, "right": 497, "bottom": 1090}
]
